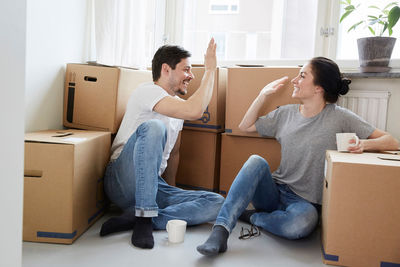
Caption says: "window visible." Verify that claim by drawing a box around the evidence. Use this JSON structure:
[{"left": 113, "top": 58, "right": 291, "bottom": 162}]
[
  {"left": 93, "top": 0, "right": 164, "bottom": 69},
  {"left": 95, "top": 0, "right": 400, "bottom": 69},
  {"left": 174, "top": 0, "right": 319, "bottom": 64},
  {"left": 336, "top": 0, "right": 400, "bottom": 60},
  {"left": 209, "top": 0, "right": 239, "bottom": 14},
  {"left": 162, "top": 0, "right": 399, "bottom": 69}
]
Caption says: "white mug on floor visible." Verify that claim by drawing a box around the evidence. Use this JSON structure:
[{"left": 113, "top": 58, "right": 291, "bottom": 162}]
[
  {"left": 336, "top": 133, "right": 360, "bottom": 152},
  {"left": 166, "top": 219, "right": 187, "bottom": 243}
]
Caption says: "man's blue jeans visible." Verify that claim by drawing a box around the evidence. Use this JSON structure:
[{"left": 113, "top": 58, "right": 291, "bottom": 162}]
[
  {"left": 104, "top": 119, "right": 224, "bottom": 230},
  {"left": 215, "top": 155, "right": 319, "bottom": 240}
]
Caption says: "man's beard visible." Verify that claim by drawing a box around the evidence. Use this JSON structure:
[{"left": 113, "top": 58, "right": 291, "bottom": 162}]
[{"left": 177, "top": 88, "right": 187, "bottom": 96}]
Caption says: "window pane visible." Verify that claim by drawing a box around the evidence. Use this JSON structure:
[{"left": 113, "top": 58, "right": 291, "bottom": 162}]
[
  {"left": 181, "top": 0, "right": 318, "bottom": 62},
  {"left": 337, "top": 0, "right": 400, "bottom": 60}
]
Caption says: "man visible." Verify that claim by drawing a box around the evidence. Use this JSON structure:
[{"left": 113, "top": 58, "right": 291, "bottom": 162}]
[{"left": 100, "top": 38, "right": 224, "bottom": 249}]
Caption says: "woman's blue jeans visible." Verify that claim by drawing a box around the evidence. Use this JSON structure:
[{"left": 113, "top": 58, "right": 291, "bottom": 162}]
[
  {"left": 215, "top": 155, "right": 319, "bottom": 240},
  {"left": 104, "top": 119, "right": 224, "bottom": 230}
]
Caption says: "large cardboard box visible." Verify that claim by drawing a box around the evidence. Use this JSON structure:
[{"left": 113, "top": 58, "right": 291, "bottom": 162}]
[
  {"left": 219, "top": 134, "right": 281, "bottom": 196},
  {"left": 225, "top": 67, "right": 300, "bottom": 137},
  {"left": 176, "top": 129, "right": 221, "bottom": 192},
  {"left": 180, "top": 67, "right": 227, "bottom": 132},
  {"left": 322, "top": 150, "right": 400, "bottom": 266},
  {"left": 23, "top": 130, "right": 111, "bottom": 244},
  {"left": 63, "top": 64, "right": 152, "bottom": 133}
]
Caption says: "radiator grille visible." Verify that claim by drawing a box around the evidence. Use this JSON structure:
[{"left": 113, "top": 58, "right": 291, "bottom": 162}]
[{"left": 337, "top": 90, "right": 390, "bottom": 130}]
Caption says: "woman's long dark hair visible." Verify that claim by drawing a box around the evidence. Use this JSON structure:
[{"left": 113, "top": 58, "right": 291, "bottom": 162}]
[{"left": 309, "top": 57, "right": 351, "bottom": 103}]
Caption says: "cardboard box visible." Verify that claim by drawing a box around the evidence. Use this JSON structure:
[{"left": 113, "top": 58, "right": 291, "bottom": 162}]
[
  {"left": 180, "top": 67, "right": 227, "bottom": 132},
  {"left": 225, "top": 67, "right": 300, "bottom": 137},
  {"left": 322, "top": 150, "right": 400, "bottom": 266},
  {"left": 176, "top": 129, "right": 221, "bottom": 191},
  {"left": 63, "top": 64, "right": 152, "bottom": 133},
  {"left": 23, "top": 130, "right": 111, "bottom": 244},
  {"left": 219, "top": 134, "right": 281, "bottom": 196}
]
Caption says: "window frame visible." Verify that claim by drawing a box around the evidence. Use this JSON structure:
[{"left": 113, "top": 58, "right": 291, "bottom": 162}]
[{"left": 162, "top": 0, "right": 400, "bottom": 70}]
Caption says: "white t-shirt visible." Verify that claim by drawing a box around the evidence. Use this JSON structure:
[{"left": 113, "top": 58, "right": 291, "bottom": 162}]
[{"left": 110, "top": 82, "right": 183, "bottom": 175}]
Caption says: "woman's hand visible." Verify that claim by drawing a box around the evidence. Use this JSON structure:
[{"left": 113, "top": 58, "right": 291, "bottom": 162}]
[
  {"left": 348, "top": 138, "right": 365, "bottom": 154},
  {"left": 239, "top": 76, "right": 289, "bottom": 132},
  {"left": 259, "top": 76, "right": 289, "bottom": 97}
]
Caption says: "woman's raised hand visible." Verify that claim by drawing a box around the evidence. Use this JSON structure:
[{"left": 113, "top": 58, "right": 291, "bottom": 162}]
[{"left": 259, "top": 76, "right": 289, "bottom": 97}]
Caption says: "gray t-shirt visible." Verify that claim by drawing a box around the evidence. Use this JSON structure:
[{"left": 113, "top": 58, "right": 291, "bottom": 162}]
[{"left": 255, "top": 103, "right": 375, "bottom": 204}]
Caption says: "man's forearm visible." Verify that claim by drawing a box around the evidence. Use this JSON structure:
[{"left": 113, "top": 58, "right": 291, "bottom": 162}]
[{"left": 187, "top": 69, "right": 215, "bottom": 118}]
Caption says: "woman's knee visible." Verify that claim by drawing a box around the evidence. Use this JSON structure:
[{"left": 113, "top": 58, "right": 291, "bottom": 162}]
[
  {"left": 281, "top": 207, "right": 318, "bottom": 240},
  {"left": 245, "top": 155, "right": 271, "bottom": 174}
]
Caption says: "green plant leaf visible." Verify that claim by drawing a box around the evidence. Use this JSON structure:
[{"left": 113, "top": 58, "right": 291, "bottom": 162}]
[
  {"left": 388, "top": 6, "right": 400, "bottom": 29},
  {"left": 340, "top": 10, "right": 354, "bottom": 22},
  {"left": 368, "top": 15, "right": 378, "bottom": 19},
  {"left": 382, "top": 23, "right": 388, "bottom": 35},
  {"left": 389, "top": 28, "right": 393, "bottom": 36},
  {"left": 348, "top": 21, "right": 363, "bottom": 32},
  {"left": 368, "top": 18, "right": 379, "bottom": 25},
  {"left": 383, "top": 2, "right": 398, "bottom": 11},
  {"left": 368, "top": 5, "right": 380, "bottom": 10},
  {"left": 344, "top": 5, "right": 355, "bottom": 11},
  {"left": 368, "top": 26, "right": 375, "bottom": 35}
]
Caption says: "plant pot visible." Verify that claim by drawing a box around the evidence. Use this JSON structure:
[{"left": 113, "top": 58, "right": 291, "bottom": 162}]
[{"left": 357, "top": 37, "right": 396, "bottom": 73}]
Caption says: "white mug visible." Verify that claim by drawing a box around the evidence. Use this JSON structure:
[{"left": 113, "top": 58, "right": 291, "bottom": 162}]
[
  {"left": 336, "top": 133, "right": 360, "bottom": 152},
  {"left": 166, "top": 219, "right": 187, "bottom": 243}
]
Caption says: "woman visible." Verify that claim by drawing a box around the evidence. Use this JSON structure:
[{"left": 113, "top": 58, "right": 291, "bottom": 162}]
[{"left": 197, "top": 57, "right": 399, "bottom": 256}]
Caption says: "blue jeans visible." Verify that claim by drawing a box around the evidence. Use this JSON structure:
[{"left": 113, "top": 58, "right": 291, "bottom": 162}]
[
  {"left": 104, "top": 119, "right": 224, "bottom": 230},
  {"left": 215, "top": 155, "right": 319, "bottom": 240}
]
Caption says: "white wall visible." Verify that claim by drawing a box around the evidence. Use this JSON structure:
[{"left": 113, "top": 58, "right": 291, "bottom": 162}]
[
  {"left": 25, "top": 0, "right": 90, "bottom": 132},
  {"left": 0, "top": 1, "right": 26, "bottom": 266},
  {"left": 350, "top": 78, "right": 400, "bottom": 140},
  {"left": 0, "top": 0, "right": 88, "bottom": 265}
]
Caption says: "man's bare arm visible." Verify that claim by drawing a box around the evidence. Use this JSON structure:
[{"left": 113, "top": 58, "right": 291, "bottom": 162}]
[{"left": 153, "top": 38, "right": 217, "bottom": 120}]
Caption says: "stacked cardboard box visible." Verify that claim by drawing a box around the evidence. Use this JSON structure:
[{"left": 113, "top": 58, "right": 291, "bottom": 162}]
[
  {"left": 176, "top": 129, "right": 221, "bottom": 191},
  {"left": 322, "top": 150, "right": 400, "bottom": 266},
  {"left": 23, "top": 130, "right": 111, "bottom": 244},
  {"left": 219, "top": 134, "right": 281, "bottom": 196},
  {"left": 63, "top": 63, "right": 152, "bottom": 133},
  {"left": 219, "top": 67, "right": 300, "bottom": 194},
  {"left": 176, "top": 67, "right": 227, "bottom": 191},
  {"left": 225, "top": 67, "right": 300, "bottom": 137},
  {"left": 23, "top": 64, "right": 152, "bottom": 244}
]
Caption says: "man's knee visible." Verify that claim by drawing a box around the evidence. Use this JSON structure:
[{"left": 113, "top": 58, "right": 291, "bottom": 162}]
[
  {"left": 141, "top": 119, "right": 167, "bottom": 139},
  {"left": 212, "top": 193, "right": 225, "bottom": 205}
]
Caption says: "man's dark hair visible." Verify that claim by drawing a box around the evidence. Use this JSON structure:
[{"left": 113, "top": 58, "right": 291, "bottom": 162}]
[{"left": 151, "top": 45, "right": 191, "bottom": 82}]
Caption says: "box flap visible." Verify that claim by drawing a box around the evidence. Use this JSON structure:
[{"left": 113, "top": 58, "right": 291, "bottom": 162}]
[
  {"left": 25, "top": 130, "right": 109, "bottom": 145},
  {"left": 327, "top": 150, "right": 400, "bottom": 167}
]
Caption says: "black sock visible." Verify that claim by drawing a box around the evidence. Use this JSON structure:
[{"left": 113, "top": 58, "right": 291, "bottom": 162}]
[
  {"left": 131, "top": 217, "right": 154, "bottom": 249},
  {"left": 197, "top": 225, "right": 229, "bottom": 256},
  {"left": 99, "top": 212, "right": 136, "bottom": 237},
  {"left": 238, "top": 209, "right": 257, "bottom": 224}
]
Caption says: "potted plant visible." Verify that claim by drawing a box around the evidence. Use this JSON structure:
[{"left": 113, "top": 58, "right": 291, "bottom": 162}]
[{"left": 340, "top": 0, "right": 400, "bottom": 72}]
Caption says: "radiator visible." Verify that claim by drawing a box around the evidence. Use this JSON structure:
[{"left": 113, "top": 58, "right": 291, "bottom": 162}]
[{"left": 337, "top": 90, "right": 390, "bottom": 130}]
